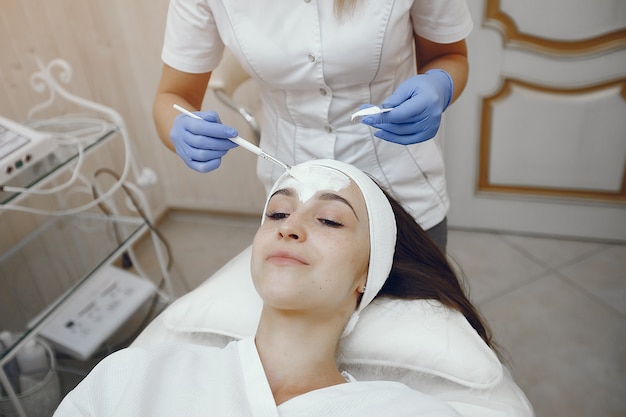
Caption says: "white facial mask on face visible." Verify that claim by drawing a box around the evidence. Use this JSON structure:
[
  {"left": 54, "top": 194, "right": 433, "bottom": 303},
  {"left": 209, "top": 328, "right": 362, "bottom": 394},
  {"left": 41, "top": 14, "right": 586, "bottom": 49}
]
[{"left": 275, "top": 164, "right": 351, "bottom": 204}]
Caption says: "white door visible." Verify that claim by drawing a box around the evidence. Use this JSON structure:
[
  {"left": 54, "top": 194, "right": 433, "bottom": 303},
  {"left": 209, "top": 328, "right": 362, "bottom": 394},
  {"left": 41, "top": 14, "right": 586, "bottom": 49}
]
[{"left": 444, "top": 0, "right": 626, "bottom": 242}]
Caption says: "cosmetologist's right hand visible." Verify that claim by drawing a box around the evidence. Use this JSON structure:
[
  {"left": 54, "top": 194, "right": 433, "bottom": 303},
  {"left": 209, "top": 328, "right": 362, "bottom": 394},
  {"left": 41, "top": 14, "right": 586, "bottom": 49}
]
[{"left": 170, "top": 110, "right": 239, "bottom": 172}]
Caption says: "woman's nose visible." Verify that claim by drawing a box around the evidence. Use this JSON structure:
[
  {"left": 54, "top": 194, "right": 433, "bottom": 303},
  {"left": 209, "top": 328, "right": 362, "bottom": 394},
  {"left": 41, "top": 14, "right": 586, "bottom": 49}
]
[{"left": 277, "top": 215, "right": 306, "bottom": 241}]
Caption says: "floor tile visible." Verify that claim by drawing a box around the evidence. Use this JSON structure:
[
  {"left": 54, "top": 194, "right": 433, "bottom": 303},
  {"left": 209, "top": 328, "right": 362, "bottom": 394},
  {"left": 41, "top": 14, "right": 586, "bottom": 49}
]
[
  {"left": 558, "top": 244, "right": 626, "bottom": 316},
  {"left": 501, "top": 234, "right": 607, "bottom": 270},
  {"left": 480, "top": 274, "right": 626, "bottom": 417},
  {"left": 447, "top": 230, "right": 550, "bottom": 304}
]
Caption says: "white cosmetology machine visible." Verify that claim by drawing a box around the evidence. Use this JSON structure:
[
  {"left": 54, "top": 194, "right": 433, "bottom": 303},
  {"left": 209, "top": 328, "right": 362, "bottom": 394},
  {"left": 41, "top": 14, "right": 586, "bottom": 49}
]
[{"left": 0, "top": 116, "right": 57, "bottom": 185}]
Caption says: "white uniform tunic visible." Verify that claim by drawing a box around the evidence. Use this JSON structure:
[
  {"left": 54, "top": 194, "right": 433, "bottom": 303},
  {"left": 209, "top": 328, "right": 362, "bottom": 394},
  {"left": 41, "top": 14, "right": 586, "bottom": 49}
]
[
  {"left": 53, "top": 338, "right": 462, "bottom": 416},
  {"left": 162, "top": 0, "right": 472, "bottom": 229}
]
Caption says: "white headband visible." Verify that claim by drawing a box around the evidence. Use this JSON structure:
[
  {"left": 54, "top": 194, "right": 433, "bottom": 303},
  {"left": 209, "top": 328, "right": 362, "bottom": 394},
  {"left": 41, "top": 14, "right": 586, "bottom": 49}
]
[{"left": 263, "top": 159, "right": 397, "bottom": 336}]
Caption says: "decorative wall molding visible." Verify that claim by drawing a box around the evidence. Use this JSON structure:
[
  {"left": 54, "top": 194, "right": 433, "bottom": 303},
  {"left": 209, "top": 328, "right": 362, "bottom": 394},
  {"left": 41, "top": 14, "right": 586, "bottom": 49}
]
[
  {"left": 484, "top": 0, "right": 626, "bottom": 56},
  {"left": 478, "top": 78, "right": 626, "bottom": 203}
]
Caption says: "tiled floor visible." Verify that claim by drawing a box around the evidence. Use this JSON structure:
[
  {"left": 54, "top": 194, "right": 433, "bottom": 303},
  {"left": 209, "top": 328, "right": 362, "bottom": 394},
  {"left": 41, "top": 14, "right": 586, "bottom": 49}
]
[{"left": 137, "top": 210, "right": 626, "bottom": 417}]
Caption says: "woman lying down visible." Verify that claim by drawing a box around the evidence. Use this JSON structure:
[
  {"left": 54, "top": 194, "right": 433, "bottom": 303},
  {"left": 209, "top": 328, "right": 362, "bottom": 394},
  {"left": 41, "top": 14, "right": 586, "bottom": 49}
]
[{"left": 54, "top": 160, "right": 503, "bottom": 416}]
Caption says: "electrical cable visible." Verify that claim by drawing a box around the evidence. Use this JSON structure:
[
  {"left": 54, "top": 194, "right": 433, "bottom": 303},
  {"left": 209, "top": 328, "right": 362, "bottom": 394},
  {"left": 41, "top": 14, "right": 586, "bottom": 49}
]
[
  {"left": 51, "top": 168, "right": 176, "bottom": 366},
  {"left": 88, "top": 167, "right": 190, "bottom": 354},
  {"left": 0, "top": 116, "right": 131, "bottom": 216},
  {"left": 3, "top": 114, "right": 175, "bottom": 368},
  {"left": 91, "top": 167, "right": 174, "bottom": 272},
  {"left": 0, "top": 116, "right": 109, "bottom": 195},
  {"left": 0, "top": 139, "right": 86, "bottom": 195}
]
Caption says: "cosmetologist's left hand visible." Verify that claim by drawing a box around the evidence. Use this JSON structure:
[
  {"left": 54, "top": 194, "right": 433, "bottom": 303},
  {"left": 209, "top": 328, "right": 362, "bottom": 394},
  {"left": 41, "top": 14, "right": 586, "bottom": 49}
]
[{"left": 360, "top": 69, "right": 453, "bottom": 145}]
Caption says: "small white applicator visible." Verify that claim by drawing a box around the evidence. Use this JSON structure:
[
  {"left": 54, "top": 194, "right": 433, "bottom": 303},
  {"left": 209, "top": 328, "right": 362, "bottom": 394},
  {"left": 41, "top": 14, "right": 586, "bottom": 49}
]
[
  {"left": 173, "top": 104, "right": 292, "bottom": 173},
  {"left": 350, "top": 106, "right": 393, "bottom": 122}
]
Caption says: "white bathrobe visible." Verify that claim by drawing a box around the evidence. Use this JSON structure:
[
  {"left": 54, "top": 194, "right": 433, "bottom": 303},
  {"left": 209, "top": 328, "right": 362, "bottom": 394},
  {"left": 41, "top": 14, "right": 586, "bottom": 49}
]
[{"left": 53, "top": 337, "right": 461, "bottom": 416}]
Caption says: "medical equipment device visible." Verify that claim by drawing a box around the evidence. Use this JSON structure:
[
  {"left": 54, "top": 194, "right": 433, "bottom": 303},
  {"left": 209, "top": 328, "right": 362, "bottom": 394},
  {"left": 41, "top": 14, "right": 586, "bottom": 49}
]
[
  {"left": 350, "top": 106, "right": 393, "bottom": 122},
  {"left": 0, "top": 116, "right": 133, "bottom": 217},
  {"left": 173, "top": 104, "right": 291, "bottom": 172},
  {"left": 0, "top": 115, "right": 57, "bottom": 185},
  {"left": 36, "top": 265, "right": 156, "bottom": 360}
]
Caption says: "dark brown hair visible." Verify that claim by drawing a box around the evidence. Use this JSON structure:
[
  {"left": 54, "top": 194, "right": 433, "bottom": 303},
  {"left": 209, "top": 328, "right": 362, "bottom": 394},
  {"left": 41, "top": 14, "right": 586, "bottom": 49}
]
[{"left": 376, "top": 188, "right": 497, "bottom": 353}]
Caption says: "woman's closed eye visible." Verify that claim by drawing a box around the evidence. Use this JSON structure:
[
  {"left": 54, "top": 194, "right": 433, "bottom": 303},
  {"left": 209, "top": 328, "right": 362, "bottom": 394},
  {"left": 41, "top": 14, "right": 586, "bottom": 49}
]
[
  {"left": 318, "top": 218, "right": 343, "bottom": 228},
  {"left": 266, "top": 211, "right": 289, "bottom": 221},
  {"left": 265, "top": 211, "right": 343, "bottom": 228}
]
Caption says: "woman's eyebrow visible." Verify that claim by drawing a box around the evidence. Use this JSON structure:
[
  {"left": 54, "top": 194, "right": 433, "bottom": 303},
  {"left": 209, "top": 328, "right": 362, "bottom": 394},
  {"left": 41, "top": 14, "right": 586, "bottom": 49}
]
[
  {"left": 318, "top": 192, "right": 359, "bottom": 220},
  {"left": 270, "top": 188, "right": 294, "bottom": 198}
]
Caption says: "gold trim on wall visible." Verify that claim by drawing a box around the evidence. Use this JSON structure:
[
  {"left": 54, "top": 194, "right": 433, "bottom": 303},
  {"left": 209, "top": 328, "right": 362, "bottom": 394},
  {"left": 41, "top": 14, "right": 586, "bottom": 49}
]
[
  {"left": 478, "top": 78, "right": 626, "bottom": 203},
  {"left": 485, "top": 0, "right": 626, "bottom": 56}
]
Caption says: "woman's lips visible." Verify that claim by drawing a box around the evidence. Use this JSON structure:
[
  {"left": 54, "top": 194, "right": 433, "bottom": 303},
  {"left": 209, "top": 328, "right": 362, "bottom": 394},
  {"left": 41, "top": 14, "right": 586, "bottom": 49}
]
[{"left": 266, "top": 251, "right": 308, "bottom": 266}]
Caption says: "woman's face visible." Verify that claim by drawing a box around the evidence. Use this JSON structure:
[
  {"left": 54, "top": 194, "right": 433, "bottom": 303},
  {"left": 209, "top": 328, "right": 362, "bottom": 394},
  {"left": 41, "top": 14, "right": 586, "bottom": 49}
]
[{"left": 251, "top": 167, "right": 370, "bottom": 319}]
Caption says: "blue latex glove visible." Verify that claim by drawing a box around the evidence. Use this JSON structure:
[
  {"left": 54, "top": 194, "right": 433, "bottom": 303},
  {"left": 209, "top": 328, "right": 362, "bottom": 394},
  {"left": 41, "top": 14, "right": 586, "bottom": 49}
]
[
  {"left": 361, "top": 69, "right": 453, "bottom": 145},
  {"left": 170, "top": 111, "right": 239, "bottom": 172}
]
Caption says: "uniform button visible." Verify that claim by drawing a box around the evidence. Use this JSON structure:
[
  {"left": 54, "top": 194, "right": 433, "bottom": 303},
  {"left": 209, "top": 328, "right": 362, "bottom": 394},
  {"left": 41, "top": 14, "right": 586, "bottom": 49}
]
[
  {"left": 319, "top": 88, "right": 327, "bottom": 96},
  {"left": 308, "top": 53, "right": 316, "bottom": 62},
  {"left": 324, "top": 125, "right": 332, "bottom": 133}
]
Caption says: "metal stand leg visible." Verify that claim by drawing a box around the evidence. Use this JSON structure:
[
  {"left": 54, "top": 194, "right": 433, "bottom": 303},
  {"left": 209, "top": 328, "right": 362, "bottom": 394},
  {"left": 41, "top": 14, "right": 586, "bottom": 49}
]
[{"left": 0, "top": 365, "right": 27, "bottom": 417}]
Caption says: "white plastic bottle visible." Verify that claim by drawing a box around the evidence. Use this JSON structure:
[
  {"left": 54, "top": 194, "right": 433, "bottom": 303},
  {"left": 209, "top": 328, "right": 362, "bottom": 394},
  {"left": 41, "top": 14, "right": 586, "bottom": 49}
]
[{"left": 15, "top": 339, "right": 49, "bottom": 392}]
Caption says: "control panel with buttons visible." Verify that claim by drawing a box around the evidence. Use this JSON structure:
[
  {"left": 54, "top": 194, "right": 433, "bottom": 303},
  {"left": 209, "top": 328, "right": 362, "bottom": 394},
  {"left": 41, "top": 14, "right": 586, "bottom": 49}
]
[
  {"left": 37, "top": 266, "right": 156, "bottom": 360},
  {"left": 0, "top": 115, "right": 57, "bottom": 185}
]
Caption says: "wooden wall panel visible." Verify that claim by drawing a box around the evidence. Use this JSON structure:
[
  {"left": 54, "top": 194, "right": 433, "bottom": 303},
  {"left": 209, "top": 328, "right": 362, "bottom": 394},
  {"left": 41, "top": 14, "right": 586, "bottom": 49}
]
[
  {"left": 478, "top": 78, "right": 626, "bottom": 202},
  {"left": 444, "top": 0, "right": 626, "bottom": 241},
  {"left": 486, "top": 0, "right": 626, "bottom": 55},
  {"left": 0, "top": 0, "right": 266, "bottom": 227}
]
